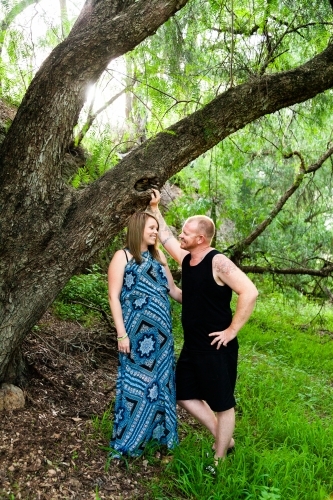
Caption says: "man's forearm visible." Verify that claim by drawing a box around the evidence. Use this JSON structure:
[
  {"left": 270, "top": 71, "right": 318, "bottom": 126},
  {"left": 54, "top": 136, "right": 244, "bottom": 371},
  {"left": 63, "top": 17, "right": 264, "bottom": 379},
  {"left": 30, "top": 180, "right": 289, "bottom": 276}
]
[
  {"left": 228, "top": 292, "right": 258, "bottom": 336},
  {"left": 146, "top": 190, "right": 183, "bottom": 264}
]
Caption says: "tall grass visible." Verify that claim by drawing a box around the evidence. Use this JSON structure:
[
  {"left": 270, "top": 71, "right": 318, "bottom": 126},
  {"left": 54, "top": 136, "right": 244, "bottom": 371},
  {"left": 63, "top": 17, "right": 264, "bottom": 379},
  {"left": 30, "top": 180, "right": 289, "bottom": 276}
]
[
  {"left": 90, "top": 289, "right": 333, "bottom": 499},
  {"left": 143, "top": 292, "right": 333, "bottom": 499}
]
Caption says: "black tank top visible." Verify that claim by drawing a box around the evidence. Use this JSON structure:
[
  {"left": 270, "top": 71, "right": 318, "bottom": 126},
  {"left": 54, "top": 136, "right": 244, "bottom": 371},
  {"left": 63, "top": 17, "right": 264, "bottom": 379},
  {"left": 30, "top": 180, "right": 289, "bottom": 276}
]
[{"left": 182, "top": 249, "right": 236, "bottom": 351}]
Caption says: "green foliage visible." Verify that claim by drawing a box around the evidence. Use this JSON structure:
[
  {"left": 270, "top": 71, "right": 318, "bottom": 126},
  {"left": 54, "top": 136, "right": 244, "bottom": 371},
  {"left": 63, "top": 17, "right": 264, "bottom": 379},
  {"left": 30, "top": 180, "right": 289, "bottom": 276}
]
[
  {"left": 170, "top": 301, "right": 183, "bottom": 354},
  {"left": 1, "top": 0, "right": 332, "bottom": 295},
  {"left": 92, "top": 404, "right": 114, "bottom": 440},
  {"left": 127, "top": 0, "right": 333, "bottom": 132},
  {"left": 143, "top": 292, "right": 333, "bottom": 500},
  {"left": 162, "top": 87, "right": 333, "bottom": 297},
  {"left": 53, "top": 265, "right": 109, "bottom": 324},
  {"left": 71, "top": 128, "right": 120, "bottom": 187}
]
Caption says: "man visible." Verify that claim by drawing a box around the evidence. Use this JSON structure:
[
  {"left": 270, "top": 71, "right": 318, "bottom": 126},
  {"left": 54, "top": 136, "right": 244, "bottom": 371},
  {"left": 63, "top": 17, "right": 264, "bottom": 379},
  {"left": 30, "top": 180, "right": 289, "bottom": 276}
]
[{"left": 147, "top": 189, "right": 258, "bottom": 462}]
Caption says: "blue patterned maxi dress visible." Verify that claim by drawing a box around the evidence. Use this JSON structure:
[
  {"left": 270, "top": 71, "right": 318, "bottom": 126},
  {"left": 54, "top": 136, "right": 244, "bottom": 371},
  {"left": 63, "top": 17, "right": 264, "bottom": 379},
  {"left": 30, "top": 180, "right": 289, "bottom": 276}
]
[{"left": 110, "top": 250, "right": 178, "bottom": 457}]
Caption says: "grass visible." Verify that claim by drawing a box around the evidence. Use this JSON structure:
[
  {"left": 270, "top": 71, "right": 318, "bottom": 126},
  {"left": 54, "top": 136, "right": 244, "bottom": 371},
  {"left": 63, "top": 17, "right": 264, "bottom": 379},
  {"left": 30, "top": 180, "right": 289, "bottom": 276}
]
[
  {"left": 143, "top": 292, "right": 333, "bottom": 499},
  {"left": 89, "top": 288, "right": 333, "bottom": 499}
]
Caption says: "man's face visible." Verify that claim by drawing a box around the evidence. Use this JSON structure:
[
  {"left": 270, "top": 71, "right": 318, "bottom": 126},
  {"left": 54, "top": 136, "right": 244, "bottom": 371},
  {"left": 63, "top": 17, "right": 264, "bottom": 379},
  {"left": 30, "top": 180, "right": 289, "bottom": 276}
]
[{"left": 179, "top": 221, "right": 200, "bottom": 250}]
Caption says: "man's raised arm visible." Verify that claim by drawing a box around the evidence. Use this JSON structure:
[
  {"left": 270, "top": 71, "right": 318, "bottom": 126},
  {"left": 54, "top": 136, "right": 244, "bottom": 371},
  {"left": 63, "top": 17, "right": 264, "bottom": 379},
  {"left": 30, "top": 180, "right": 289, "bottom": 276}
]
[{"left": 146, "top": 189, "right": 187, "bottom": 265}]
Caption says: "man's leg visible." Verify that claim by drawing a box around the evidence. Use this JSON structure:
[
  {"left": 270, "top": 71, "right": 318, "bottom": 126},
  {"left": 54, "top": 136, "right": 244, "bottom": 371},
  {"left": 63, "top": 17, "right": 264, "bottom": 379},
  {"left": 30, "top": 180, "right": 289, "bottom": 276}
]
[
  {"left": 177, "top": 399, "right": 235, "bottom": 452},
  {"left": 177, "top": 399, "right": 217, "bottom": 436},
  {"left": 214, "top": 407, "right": 235, "bottom": 460}
]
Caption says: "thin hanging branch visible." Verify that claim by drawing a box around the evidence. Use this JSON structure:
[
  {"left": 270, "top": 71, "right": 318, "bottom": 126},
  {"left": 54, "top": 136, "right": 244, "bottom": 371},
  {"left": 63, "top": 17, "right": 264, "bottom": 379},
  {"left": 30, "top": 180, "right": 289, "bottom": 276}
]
[
  {"left": 74, "top": 87, "right": 130, "bottom": 146},
  {"left": 229, "top": 0, "right": 234, "bottom": 88},
  {"left": 0, "top": 0, "right": 42, "bottom": 57},
  {"left": 59, "top": 0, "right": 69, "bottom": 39}
]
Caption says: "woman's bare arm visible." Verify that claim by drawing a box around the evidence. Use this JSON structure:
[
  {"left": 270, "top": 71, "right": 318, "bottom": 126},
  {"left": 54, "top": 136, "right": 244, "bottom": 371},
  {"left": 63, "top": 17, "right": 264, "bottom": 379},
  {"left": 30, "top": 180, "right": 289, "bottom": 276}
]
[{"left": 108, "top": 250, "right": 131, "bottom": 353}]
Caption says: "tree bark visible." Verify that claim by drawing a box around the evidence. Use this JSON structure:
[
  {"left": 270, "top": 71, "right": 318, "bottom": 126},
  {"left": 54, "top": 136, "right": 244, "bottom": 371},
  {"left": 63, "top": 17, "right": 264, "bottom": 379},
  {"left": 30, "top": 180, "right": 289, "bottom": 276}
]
[{"left": 0, "top": 0, "right": 333, "bottom": 382}]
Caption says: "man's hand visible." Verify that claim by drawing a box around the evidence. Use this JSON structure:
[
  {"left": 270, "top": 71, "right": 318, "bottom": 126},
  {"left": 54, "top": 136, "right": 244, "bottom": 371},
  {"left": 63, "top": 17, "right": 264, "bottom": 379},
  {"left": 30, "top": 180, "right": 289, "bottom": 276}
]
[{"left": 208, "top": 328, "right": 237, "bottom": 349}]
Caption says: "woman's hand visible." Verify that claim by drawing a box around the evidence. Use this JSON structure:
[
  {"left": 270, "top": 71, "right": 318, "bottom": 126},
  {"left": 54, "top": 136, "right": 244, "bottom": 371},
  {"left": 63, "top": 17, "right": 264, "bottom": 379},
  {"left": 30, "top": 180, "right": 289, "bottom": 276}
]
[
  {"left": 118, "top": 335, "right": 130, "bottom": 354},
  {"left": 149, "top": 189, "right": 161, "bottom": 211}
]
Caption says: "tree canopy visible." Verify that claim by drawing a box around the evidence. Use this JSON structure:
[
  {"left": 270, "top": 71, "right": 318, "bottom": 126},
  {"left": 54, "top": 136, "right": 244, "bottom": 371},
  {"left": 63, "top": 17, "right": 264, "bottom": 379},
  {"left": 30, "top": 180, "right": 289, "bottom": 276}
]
[{"left": 0, "top": 0, "right": 333, "bottom": 383}]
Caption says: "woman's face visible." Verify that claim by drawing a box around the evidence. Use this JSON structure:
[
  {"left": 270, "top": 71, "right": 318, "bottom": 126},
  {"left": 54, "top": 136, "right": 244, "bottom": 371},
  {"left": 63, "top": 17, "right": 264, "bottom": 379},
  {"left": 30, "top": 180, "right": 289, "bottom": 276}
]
[{"left": 141, "top": 217, "right": 158, "bottom": 249}]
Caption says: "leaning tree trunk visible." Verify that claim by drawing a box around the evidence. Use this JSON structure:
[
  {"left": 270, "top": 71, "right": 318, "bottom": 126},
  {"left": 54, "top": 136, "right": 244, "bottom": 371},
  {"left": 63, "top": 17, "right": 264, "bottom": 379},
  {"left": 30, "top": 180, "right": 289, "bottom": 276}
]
[
  {"left": 0, "top": 0, "right": 190, "bottom": 383},
  {"left": 0, "top": 0, "right": 333, "bottom": 383}
]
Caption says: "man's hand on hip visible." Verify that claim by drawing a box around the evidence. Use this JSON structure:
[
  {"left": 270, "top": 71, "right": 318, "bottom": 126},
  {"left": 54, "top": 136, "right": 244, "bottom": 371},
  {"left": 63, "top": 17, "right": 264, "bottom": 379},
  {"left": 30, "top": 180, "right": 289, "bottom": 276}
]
[{"left": 209, "top": 328, "right": 237, "bottom": 348}]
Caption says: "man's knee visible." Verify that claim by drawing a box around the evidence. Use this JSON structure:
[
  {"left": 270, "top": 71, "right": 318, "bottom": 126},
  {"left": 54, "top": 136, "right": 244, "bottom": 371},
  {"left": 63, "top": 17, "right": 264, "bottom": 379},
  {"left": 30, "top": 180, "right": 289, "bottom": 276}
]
[
  {"left": 216, "top": 407, "right": 235, "bottom": 418},
  {"left": 177, "top": 399, "right": 190, "bottom": 408},
  {"left": 177, "top": 398, "right": 200, "bottom": 409}
]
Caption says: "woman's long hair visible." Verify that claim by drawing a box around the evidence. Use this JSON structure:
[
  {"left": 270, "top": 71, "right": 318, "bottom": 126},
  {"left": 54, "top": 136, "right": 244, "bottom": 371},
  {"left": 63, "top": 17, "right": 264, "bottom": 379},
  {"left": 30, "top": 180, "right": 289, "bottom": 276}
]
[{"left": 126, "top": 212, "right": 163, "bottom": 265}]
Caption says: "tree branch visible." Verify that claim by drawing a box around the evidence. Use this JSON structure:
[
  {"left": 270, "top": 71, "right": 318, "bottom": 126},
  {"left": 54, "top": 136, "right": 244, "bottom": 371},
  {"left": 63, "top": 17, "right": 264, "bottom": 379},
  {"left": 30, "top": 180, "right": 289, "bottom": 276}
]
[
  {"left": 259, "top": 19, "right": 333, "bottom": 75},
  {"left": 59, "top": 0, "right": 70, "bottom": 39},
  {"left": 46, "top": 42, "right": 333, "bottom": 275},
  {"left": 228, "top": 145, "right": 333, "bottom": 261},
  {"left": 210, "top": 25, "right": 260, "bottom": 36},
  {"left": 0, "top": 0, "right": 190, "bottom": 195},
  {"left": 239, "top": 264, "right": 333, "bottom": 278},
  {"left": 0, "top": 0, "right": 42, "bottom": 56}
]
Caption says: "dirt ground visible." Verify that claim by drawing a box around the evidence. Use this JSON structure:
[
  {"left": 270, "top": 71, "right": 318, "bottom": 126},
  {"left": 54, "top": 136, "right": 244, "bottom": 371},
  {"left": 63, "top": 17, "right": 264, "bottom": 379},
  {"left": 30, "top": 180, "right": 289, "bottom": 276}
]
[{"left": 0, "top": 312, "right": 179, "bottom": 500}]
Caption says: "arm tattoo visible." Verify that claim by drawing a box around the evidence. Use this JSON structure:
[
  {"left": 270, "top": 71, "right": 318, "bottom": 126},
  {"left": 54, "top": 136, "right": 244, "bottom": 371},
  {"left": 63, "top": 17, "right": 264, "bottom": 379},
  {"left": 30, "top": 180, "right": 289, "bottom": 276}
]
[
  {"left": 160, "top": 220, "right": 167, "bottom": 230},
  {"left": 161, "top": 236, "right": 173, "bottom": 246},
  {"left": 146, "top": 207, "right": 179, "bottom": 254},
  {"left": 146, "top": 207, "right": 173, "bottom": 237},
  {"left": 213, "top": 254, "right": 237, "bottom": 275}
]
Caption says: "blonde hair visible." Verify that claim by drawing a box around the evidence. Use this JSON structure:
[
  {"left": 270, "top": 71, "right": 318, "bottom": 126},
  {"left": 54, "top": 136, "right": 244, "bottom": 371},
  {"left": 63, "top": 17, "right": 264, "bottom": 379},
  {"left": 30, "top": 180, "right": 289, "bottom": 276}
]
[
  {"left": 185, "top": 215, "right": 215, "bottom": 242},
  {"left": 126, "top": 212, "right": 163, "bottom": 265}
]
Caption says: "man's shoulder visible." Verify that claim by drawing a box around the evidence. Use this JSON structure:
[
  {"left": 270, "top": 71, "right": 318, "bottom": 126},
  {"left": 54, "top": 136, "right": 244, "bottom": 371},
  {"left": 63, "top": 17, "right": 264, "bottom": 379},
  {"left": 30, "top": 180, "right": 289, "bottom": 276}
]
[
  {"left": 212, "top": 253, "right": 238, "bottom": 274},
  {"left": 212, "top": 251, "right": 232, "bottom": 262},
  {"left": 211, "top": 248, "right": 224, "bottom": 257}
]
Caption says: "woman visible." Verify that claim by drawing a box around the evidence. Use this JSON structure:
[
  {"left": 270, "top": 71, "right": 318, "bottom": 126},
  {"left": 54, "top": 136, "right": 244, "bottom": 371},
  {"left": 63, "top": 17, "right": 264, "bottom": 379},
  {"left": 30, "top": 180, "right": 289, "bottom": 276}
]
[{"left": 108, "top": 212, "right": 182, "bottom": 457}]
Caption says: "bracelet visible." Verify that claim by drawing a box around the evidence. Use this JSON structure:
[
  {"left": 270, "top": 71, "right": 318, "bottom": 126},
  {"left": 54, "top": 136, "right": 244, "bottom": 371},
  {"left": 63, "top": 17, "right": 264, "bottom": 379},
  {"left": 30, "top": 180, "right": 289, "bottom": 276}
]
[
  {"left": 117, "top": 333, "right": 128, "bottom": 341},
  {"left": 117, "top": 334, "right": 128, "bottom": 341}
]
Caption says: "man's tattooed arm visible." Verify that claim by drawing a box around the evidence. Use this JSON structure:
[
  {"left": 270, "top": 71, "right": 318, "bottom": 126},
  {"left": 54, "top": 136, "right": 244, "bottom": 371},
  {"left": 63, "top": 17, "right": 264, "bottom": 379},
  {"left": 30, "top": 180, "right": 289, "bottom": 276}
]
[
  {"left": 145, "top": 205, "right": 175, "bottom": 245},
  {"left": 146, "top": 189, "right": 183, "bottom": 264},
  {"left": 213, "top": 254, "right": 238, "bottom": 276}
]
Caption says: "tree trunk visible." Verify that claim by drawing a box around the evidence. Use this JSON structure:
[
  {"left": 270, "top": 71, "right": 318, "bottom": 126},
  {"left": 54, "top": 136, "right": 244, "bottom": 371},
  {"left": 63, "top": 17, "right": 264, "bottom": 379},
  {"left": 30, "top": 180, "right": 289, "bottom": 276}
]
[
  {"left": 0, "top": 0, "right": 190, "bottom": 383},
  {"left": 0, "top": 0, "right": 332, "bottom": 383}
]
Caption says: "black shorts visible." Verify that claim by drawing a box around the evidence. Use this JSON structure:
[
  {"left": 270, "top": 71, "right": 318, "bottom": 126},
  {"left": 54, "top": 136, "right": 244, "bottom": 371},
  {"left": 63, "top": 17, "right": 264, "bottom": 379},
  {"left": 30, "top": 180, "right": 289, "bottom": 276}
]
[{"left": 176, "top": 344, "right": 238, "bottom": 412}]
